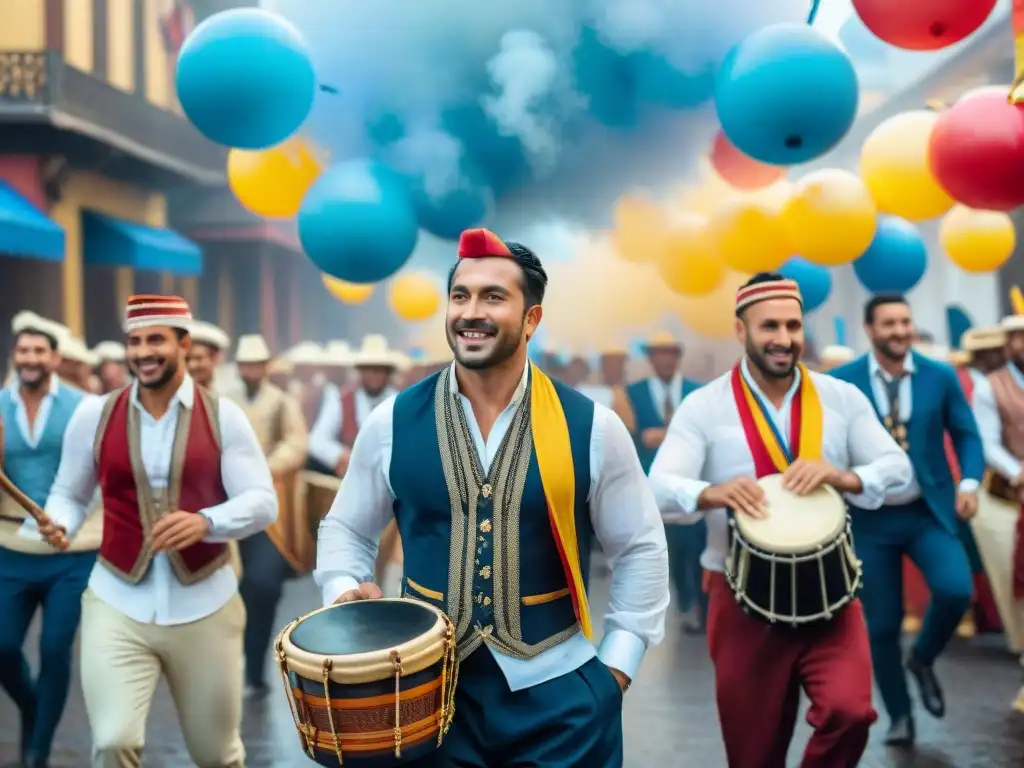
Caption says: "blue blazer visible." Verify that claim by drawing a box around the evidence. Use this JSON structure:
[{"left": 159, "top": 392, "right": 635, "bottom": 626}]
[{"left": 829, "top": 352, "right": 984, "bottom": 535}]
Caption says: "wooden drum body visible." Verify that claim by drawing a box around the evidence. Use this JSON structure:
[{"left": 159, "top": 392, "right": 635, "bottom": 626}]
[
  {"left": 725, "top": 474, "right": 862, "bottom": 626},
  {"left": 275, "top": 598, "right": 458, "bottom": 766}
]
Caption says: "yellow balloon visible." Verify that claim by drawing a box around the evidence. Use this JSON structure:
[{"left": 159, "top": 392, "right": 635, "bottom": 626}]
[
  {"left": 228, "top": 137, "right": 322, "bottom": 219},
  {"left": 610, "top": 195, "right": 669, "bottom": 263},
  {"left": 389, "top": 272, "right": 441, "bottom": 322},
  {"left": 781, "top": 169, "right": 877, "bottom": 266},
  {"left": 939, "top": 205, "right": 1016, "bottom": 273},
  {"left": 709, "top": 199, "right": 790, "bottom": 273},
  {"left": 322, "top": 275, "right": 374, "bottom": 305},
  {"left": 676, "top": 270, "right": 750, "bottom": 340},
  {"left": 659, "top": 214, "right": 724, "bottom": 296},
  {"left": 860, "top": 111, "right": 953, "bottom": 221}
]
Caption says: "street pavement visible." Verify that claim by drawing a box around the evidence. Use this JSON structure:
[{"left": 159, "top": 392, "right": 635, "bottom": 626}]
[{"left": 2, "top": 571, "right": 1023, "bottom": 767}]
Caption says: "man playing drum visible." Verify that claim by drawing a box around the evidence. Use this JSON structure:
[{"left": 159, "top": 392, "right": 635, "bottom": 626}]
[
  {"left": 39, "top": 295, "right": 278, "bottom": 768},
  {"left": 649, "top": 273, "right": 912, "bottom": 768},
  {"left": 316, "top": 228, "right": 670, "bottom": 767}
]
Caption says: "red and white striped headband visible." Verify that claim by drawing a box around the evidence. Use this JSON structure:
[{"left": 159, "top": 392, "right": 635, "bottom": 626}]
[{"left": 735, "top": 279, "right": 802, "bottom": 315}]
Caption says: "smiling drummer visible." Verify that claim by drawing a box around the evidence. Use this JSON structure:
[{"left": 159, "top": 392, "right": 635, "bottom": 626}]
[
  {"left": 648, "top": 273, "right": 911, "bottom": 768},
  {"left": 316, "top": 228, "right": 669, "bottom": 767}
]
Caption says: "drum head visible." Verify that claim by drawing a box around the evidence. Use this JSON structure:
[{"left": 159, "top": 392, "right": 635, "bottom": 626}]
[
  {"left": 291, "top": 599, "right": 438, "bottom": 656},
  {"left": 736, "top": 473, "right": 846, "bottom": 554}
]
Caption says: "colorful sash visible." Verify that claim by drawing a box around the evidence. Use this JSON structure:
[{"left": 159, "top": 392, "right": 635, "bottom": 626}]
[
  {"left": 530, "top": 362, "right": 592, "bottom": 639},
  {"left": 730, "top": 362, "right": 824, "bottom": 478}
]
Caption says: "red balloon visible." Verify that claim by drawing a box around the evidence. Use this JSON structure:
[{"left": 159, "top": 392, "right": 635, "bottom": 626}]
[
  {"left": 709, "top": 130, "right": 785, "bottom": 191},
  {"left": 929, "top": 89, "right": 1024, "bottom": 212},
  {"left": 852, "top": 0, "right": 996, "bottom": 51}
]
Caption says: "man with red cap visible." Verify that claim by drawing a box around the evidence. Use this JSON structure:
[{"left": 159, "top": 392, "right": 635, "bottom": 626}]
[
  {"left": 650, "top": 272, "right": 912, "bottom": 767},
  {"left": 316, "top": 229, "right": 669, "bottom": 767},
  {"left": 40, "top": 294, "right": 278, "bottom": 768}
]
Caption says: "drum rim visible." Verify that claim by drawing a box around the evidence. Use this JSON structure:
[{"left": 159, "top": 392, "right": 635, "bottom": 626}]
[
  {"left": 277, "top": 597, "right": 451, "bottom": 685},
  {"left": 735, "top": 474, "right": 847, "bottom": 554}
]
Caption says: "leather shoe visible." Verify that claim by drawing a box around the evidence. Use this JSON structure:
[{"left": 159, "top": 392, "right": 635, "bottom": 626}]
[
  {"left": 906, "top": 653, "right": 945, "bottom": 718},
  {"left": 883, "top": 715, "right": 915, "bottom": 748},
  {"left": 22, "top": 752, "right": 49, "bottom": 768}
]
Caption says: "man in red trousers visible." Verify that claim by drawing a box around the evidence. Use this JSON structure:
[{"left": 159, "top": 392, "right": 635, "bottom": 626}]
[{"left": 650, "top": 273, "right": 912, "bottom": 767}]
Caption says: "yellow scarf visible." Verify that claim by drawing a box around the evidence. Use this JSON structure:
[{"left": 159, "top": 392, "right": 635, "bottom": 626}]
[
  {"left": 529, "top": 362, "right": 593, "bottom": 639},
  {"left": 735, "top": 362, "right": 824, "bottom": 472}
]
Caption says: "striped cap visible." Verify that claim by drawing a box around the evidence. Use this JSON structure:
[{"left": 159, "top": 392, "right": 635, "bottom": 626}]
[
  {"left": 124, "top": 294, "right": 193, "bottom": 333},
  {"left": 458, "top": 228, "right": 512, "bottom": 259},
  {"left": 735, "top": 278, "right": 802, "bottom": 315}
]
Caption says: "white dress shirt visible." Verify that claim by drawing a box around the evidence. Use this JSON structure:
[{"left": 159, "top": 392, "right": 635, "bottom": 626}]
[
  {"left": 308, "top": 385, "right": 397, "bottom": 468},
  {"left": 315, "top": 362, "right": 669, "bottom": 691},
  {"left": 647, "top": 374, "right": 683, "bottom": 423},
  {"left": 649, "top": 360, "right": 912, "bottom": 572},
  {"left": 45, "top": 373, "right": 278, "bottom": 625},
  {"left": 575, "top": 383, "right": 613, "bottom": 408},
  {"left": 972, "top": 364, "right": 1024, "bottom": 480},
  {"left": 867, "top": 354, "right": 979, "bottom": 503}
]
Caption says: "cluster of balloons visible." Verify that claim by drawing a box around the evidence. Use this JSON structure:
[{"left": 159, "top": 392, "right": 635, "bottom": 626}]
[
  {"left": 322, "top": 271, "right": 442, "bottom": 323},
  {"left": 177, "top": 8, "right": 486, "bottom": 301}
]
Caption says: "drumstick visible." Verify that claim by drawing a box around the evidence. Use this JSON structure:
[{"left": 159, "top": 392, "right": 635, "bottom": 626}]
[{"left": 0, "top": 468, "right": 69, "bottom": 551}]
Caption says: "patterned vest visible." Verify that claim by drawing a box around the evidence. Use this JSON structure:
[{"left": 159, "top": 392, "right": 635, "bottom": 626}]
[
  {"left": 94, "top": 385, "right": 229, "bottom": 585},
  {"left": 390, "top": 368, "right": 593, "bottom": 660},
  {"left": 987, "top": 367, "right": 1024, "bottom": 462}
]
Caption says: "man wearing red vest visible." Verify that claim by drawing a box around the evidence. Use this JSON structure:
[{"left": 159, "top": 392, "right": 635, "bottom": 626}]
[{"left": 39, "top": 295, "right": 278, "bottom": 767}]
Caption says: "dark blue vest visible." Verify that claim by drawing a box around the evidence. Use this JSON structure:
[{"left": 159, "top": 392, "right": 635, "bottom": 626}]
[
  {"left": 627, "top": 377, "right": 701, "bottom": 473},
  {"left": 390, "top": 369, "right": 593, "bottom": 657}
]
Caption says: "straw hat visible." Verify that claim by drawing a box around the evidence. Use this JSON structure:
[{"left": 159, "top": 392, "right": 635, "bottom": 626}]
[
  {"left": 93, "top": 341, "right": 126, "bottom": 363},
  {"left": 912, "top": 343, "right": 950, "bottom": 361},
  {"left": 643, "top": 331, "right": 681, "bottom": 351},
  {"left": 59, "top": 335, "right": 99, "bottom": 366},
  {"left": 11, "top": 311, "right": 63, "bottom": 343},
  {"left": 268, "top": 358, "right": 294, "bottom": 376},
  {"left": 1002, "top": 315, "right": 1024, "bottom": 334},
  {"left": 351, "top": 334, "right": 403, "bottom": 368},
  {"left": 963, "top": 326, "right": 1007, "bottom": 352},
  {"left": 284, "top": 342, "right": 325, "bottom": 367},
  {"left": 819, "top": 344, "right": 856, "bottom": 364},
  {"left": 190, "top": 321, "right": 230, "bottom": 351},
  {"left": 235, "top": 334, "right": 272, "bottom": 364}
]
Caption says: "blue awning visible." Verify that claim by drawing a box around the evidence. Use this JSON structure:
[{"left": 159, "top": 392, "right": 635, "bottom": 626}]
[
  {"left": 0, "top": 181, "right": 65, "bottom": 261},
  {"left": 82, "top": 211, "right": 203, "bottom": 276}
]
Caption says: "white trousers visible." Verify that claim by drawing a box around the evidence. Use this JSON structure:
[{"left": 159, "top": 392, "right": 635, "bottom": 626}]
[{"left": 79, "top": 588, "right": 247, "bottom": 768}]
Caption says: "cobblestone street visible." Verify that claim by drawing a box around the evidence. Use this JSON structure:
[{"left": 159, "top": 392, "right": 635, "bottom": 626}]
[{"left": 2, "top": 572, "right": 1023, "bottom": 767}]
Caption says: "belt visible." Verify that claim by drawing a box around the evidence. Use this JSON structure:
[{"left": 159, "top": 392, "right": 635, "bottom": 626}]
[{"left": 0, "top": 514, "right": 26, "bottom": 525}]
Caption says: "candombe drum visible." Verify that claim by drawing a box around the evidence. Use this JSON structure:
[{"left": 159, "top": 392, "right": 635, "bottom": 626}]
[
  {"left": 275, "top": 598, "right": 458, "bottom": 765},
  {"left": 726, "top": 474, "right": 863, "bottom": 625}
]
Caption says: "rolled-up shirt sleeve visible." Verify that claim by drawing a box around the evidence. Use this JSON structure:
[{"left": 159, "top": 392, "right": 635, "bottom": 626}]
[
  {"left": 314, "top": 398, "right": 396, "bottom": 605},
  {"left": 972, "top": 376, "right": 1021, "bottom": 480},
  {"left": 201, "top": 399, "right": 278, "bottom": 542},
  {"left": 649, "top": 392, "right": 712, "bottom": 523},
  {"left": 588, "top": 406, "right": 669, "bottom": 682},
  {"left": 309, "top": 391, "right": 347, "bottom": 469},
  {"left": 840, "top": 382, "right": 913, "bottom": 509},
  {"left": 45, "top": 395, "right": 105, "bottom": 538}
]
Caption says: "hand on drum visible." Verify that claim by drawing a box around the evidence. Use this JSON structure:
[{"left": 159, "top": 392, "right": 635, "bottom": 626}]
[
  {"left": 700, "top": 478, "right": 768, "bottom": 519},
  {"left": 334, "top": 582, "right": 384, "bottom": 603},
  {"left": 781, "top": 459, "right": 840, "bottom": 496}
]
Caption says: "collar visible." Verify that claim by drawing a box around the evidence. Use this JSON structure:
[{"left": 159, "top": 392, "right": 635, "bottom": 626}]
[
  {"left": 8, "top": 373, "right": 60, "bottom": 398},
  {"left": 130, "top": 372, "right": 195, "bottom": 411},
  {"left": 740, "top": 357, "right": 802, "bottom": 403},
  {"left": 868, "top": 351, "right": 915, "bottom": 381},
  {"left": 448, "top": 360, "right": 531, "bottom": 409}
]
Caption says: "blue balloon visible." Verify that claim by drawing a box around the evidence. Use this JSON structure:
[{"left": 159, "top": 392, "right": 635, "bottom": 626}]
[
  {"left": 631, "top": 53, "right": 715, "bottom": 110},
  {"left": 177, "top": 9, "right": 316, "bottom": 149},
  {"left": 298, "top": 161, "right": 419, "bottom": 284},
  {"left": 714, "top": 24, "right": 858, "bottom": 165},
  {"left": 779, "top": 257, "right": 832, "bottom": 313},
  {"left": 853, "top": 216, "right": 927, "bottom": 294},
  {"left": 411, "top": 163, "right": 493, "bottom": 241}
]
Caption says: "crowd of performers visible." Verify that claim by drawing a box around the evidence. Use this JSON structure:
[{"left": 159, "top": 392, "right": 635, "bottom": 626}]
[{"left": 0, "top": 229, "right": 1021, "bottom": 767}]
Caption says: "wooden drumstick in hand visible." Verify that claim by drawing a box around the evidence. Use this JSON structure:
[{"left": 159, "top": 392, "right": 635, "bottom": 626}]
[{"left": 0, "top": 468, "right": 70, "bottom": 551}]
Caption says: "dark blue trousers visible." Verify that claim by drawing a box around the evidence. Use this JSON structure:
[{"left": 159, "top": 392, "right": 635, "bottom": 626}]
[
  {"left": 0, "top": 547, "right": 95, "bottom": 759},
  {"left": 408, "top": 649, "right": 624, "bottom": 767},
  {"left": 665, "top": 521, "right": 707, "bottom": 615},
  {"left": 853, "top": 500, "right": 972, "bottom": 721},
  {"left": 238, "top": 531, "right": 293, "bottom": 687}
]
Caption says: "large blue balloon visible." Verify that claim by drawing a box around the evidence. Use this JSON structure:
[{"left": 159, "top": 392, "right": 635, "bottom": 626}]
[
  {"left": 853, "top": 216, "right": 927, "bottom": 294},
  {"left": 780, "top": 257, "right": 832, "bottom": 312},
  {"left": 714, "top": 24, "right": 858, "bottom": 165},
  {"left": 177, "top": 9, "right": 316, "bottom": 149},
  {"left": 298, "top": 161, "right": 419, "bottom": 284},
  {"left": 411, "top": 163, "right": 494, "bottom": 242}
]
